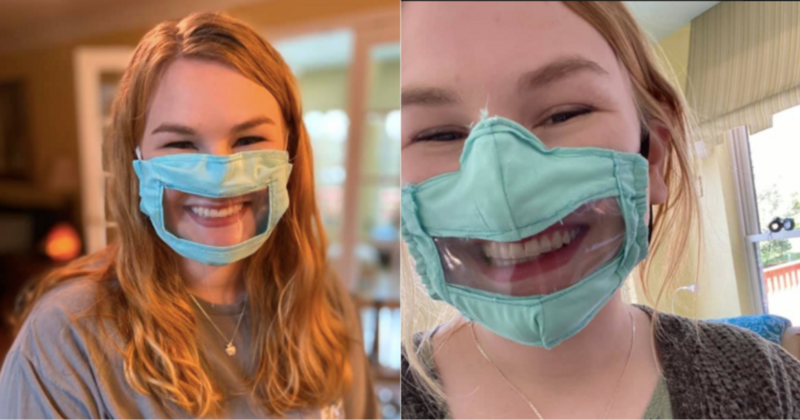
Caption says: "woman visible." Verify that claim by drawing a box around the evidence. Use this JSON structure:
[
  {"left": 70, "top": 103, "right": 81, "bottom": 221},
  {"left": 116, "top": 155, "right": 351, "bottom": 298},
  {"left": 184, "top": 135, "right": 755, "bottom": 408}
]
[
  {"left": 400, "top": 2, "right": 800, "bottom": 419},
  {"left": 0, "top": 13, "right": 377, "bottom": 419}
]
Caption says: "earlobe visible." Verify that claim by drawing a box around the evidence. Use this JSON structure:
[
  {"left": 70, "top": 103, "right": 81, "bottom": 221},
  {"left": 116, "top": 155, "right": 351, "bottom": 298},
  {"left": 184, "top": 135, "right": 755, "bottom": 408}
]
[{"left": 646, "top": 123, "right": 669, "bottom": 206}]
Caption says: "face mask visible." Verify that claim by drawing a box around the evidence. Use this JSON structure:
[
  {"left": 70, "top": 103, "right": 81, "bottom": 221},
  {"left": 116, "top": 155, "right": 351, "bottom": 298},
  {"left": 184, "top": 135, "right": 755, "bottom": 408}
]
[
  {"left": 133, "top": 149, "right": 292, "bottom": 266},
  {"left": 401, "top": 115, "right": 649, "bottom": 349}
]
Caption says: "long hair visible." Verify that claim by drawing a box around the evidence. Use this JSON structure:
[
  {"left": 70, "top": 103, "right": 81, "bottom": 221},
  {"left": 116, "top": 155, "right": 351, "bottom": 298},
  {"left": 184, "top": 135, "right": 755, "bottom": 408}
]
[
  {"left": 13, "top": 12, "right": 352, "bottom": 417},
  {"left": 401, "top": 0, "right": 702, "bottom": 400}
]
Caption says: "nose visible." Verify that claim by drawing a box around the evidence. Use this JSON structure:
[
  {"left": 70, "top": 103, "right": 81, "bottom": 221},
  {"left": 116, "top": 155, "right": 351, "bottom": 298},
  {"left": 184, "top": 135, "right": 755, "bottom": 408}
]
[{"left": 204, "top": 141, "right": 235, "bottom": 156}]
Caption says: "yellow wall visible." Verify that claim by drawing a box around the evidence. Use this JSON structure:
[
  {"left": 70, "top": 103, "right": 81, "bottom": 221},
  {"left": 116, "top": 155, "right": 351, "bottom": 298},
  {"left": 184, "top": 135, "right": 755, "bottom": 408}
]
[
  {"left": 634, "top": 23, "right": 751, "bottom": 318},
  {"left": 693, "top": 145, "right": 744, "bottom": 318},
  {"left": 655, "top": 24, "right": 692, "bottom": 93}
]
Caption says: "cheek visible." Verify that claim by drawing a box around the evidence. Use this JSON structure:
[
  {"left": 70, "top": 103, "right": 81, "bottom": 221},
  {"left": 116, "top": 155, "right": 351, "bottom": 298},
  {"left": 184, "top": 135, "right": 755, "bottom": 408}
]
[
  {"left": 401, "top": 144, "right": 463, "bottom": 184},
  {"left": 163, "top": 190, "right": 188, "bottom": 210},
  {"left": 589, "top": 114, "right": 641, "bottom": 154}
]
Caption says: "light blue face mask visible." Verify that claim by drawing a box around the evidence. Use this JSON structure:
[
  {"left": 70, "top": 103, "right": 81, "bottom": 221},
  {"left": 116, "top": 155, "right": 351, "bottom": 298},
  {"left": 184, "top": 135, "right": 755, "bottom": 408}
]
[
  {"left": 401, "top": 115, "right": 649, "bottom": 349},
  {"left": 133, "top": 149, "right": 292, "bottom": 266}
]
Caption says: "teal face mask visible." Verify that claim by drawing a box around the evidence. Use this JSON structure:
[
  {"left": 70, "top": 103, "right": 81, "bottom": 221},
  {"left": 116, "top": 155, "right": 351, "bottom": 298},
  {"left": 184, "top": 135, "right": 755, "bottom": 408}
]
[
  {"left": 401, "top": 116, "right": 649, "bottom": 349},
  {"left": 133, "top": 149, "right": 292, "bottom": 266}
]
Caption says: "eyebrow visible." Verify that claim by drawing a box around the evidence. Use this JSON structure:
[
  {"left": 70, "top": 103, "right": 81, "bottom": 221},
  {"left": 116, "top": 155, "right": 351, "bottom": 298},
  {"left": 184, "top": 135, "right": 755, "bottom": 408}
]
[
  {"left": 150, "top": 116, "right": 276, "bottom": 136},
  {"left": 401, "top": 57, "right": 608, "bottom": 108},
  {"left": 517, "top": 56, "right": 609, "bottom": 91},
  {"left": 401, "top": 87, "right": 462, "bottom": 108}
]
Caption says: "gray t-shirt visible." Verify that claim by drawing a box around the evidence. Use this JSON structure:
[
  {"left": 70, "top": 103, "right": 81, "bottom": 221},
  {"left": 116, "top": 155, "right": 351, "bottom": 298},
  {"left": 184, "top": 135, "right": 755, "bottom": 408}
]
[{"left": 0, "top": 277, "right": 378, "bottom": 419}]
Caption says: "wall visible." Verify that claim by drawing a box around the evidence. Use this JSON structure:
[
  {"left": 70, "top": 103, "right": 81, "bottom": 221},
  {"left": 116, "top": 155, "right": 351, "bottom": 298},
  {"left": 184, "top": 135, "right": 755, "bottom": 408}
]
[
  {"left": 0, "top": 46, "right": 79, "bottom": 213},
  {"left": 634, "top": 22, "right": 749, "bottom": 318}
]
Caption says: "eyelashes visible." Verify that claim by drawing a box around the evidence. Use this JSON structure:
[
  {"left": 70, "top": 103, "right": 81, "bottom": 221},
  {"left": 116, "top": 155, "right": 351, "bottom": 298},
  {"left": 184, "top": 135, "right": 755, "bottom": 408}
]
[
  {"left": 411, "top": 107, "right": 593, "bottom": 143},
  {"left": 234, "top": 136, "right": 267, "bottom": 147},
  {"left": 541, "top": 107, "right": 592, "bottom": 126},
  {"left": 413, "top": 125, "right": 471, "bottom": 142},
  {"left": 162, "top": 136, "right": 268, "bottom": 150},
  {"left": 163, "top": 141, "right": 196, "bottom": 150}
]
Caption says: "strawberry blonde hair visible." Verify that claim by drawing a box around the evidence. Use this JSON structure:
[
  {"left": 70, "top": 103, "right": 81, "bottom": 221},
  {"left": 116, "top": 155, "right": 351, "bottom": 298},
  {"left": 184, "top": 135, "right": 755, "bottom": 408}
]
[
  {"left": 14, "top": 12, "right": 352, "bottom": 417},
  {"left": 401, "top": 0, "right": 702, "bottom": 399}
]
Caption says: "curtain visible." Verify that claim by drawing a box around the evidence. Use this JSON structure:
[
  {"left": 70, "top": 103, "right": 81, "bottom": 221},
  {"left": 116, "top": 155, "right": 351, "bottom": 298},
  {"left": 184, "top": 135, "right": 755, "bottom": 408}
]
[{"left": 686, "top": 1, "right": 800, "bottom": 148}]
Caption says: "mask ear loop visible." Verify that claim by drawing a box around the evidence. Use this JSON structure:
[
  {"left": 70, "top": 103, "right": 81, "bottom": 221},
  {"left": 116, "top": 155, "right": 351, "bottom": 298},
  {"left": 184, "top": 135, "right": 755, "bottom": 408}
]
[{"left": 639, "top": 129, "right": 654, "bottom": 245}]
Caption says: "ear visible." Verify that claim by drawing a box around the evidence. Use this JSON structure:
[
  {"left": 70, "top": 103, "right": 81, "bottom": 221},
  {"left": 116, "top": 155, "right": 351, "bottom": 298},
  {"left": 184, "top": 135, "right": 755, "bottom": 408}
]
[{"left": 646, "top": 121, "right": 669, "bottom": 206}]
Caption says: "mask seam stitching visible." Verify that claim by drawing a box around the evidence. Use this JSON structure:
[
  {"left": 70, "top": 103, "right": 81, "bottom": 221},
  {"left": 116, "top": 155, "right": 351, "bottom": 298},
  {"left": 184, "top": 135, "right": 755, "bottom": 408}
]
[{"left": 490, "top": 130, "right": 517, "bottom": 231}]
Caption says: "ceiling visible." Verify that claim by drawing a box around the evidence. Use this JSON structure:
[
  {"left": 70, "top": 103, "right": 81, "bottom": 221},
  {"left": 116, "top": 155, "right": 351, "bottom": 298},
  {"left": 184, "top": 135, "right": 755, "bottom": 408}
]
[
  {"left": 625, "top": 1, "right": 720, "bottom": 41},
  {"left": 0, "top": 0, "right": 267, "bottom": 54}
]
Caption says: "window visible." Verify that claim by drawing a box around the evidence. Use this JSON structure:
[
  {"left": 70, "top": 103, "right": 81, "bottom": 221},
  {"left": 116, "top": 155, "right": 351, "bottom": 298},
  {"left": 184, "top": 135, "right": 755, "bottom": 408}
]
[{"left": 734, "top": 105, "right": 800, "bottom": 325}]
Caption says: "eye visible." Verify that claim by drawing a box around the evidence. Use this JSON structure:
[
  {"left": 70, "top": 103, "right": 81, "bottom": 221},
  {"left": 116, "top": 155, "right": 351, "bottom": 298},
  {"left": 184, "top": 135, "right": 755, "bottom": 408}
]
[
  {"left": 234, "top": 136, "right": 267, "bottom": 147},
  {"left": 541, "top": 107, "right": 593, "bottom": 126},
  {"left": 412, "top": 125, "right": 470, "bottom": 143},
  {"left": 163, "top": 141, "right": 197, "bottom": 150}
]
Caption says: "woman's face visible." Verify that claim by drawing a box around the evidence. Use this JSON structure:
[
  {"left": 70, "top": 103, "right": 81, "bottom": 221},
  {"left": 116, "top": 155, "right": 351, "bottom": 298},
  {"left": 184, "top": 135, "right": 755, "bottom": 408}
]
[
  {"left": 402, "top": 2, "right": 654, "bottom": 295},
  {"left": 139, "top": 58, "right": 286, "bottom": 248}
]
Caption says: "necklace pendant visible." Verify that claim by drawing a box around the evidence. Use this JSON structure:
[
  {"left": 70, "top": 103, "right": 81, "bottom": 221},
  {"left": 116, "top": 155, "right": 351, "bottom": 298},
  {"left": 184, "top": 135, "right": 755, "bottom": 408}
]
[{"left": 225, "top": 343, "right": 237, "bottom": 356}]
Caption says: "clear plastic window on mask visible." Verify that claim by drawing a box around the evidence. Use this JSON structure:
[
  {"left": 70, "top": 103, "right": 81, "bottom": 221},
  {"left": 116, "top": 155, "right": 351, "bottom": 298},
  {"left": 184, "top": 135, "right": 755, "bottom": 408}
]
[
  {"left": 162, "top": 187, "right": 270, "bottom": 247},
  {"left": 433, "top": 197, "right": 625, "bottom": 297}
]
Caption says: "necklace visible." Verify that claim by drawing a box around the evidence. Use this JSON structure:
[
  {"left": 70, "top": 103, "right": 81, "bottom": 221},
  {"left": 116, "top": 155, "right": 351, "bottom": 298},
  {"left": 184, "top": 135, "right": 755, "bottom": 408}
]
[
  {"left": 189, "top": 293, "right": 247, "bottom": 357},
  {"left": 470, "top": 308, "right": 636, "bottom": 419}
]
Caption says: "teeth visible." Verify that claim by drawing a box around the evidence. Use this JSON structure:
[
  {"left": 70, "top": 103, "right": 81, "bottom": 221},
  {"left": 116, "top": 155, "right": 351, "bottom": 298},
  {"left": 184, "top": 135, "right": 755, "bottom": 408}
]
[
  {"left": 524, "top": 238, "right": 540, "bottom": 256},
  {"left": 190, "top": 204, "right": 243, "bottom": 218},
  {"left": 563, "top": 230, "right": 572, "bottom": 245},
  {"left": 481, "top": 227, "right": 583, "bottom": 266},
  {"left": 507, "top": 242, "right": 525, "bottom": 259},
  {"left": 539, "top": 236, "right": 552, "bottom": 253},
  {"left": 553, "top": 231, "right": 563, "bottom": 249}
]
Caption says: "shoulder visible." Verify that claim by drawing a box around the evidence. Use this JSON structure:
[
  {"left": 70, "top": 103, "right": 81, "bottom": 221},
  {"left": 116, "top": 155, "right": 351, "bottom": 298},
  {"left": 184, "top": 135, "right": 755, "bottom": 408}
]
[
  {"left": 0, "top": 278, "right": 113, "bottom": 418},
  {"left": 25, "top": 277, "right": 106, "bottom": 332},
  {"left": 401, "top": 331, "right": 447, "bottom": 420},
  {"left": 12, "top": 277, "right": 117, "bottom": 364},
  {"left": 642, "top": 306, "right": 800, "bottom": 417},
  {"left": 649, "top": 306, "right": 796, "bottom": 365}
]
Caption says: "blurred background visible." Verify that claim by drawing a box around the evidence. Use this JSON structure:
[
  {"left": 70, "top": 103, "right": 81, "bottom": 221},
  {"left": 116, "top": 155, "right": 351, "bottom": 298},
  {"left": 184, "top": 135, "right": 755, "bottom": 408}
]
[{"left": 0, "top": 0, "right": 400, "bottom": 417}]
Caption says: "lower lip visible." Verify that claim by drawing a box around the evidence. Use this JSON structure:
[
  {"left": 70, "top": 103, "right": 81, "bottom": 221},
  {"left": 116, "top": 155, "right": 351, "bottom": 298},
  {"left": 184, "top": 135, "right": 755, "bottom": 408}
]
[
  {"left": 478, "top": 228, "right": 588, "bottom": 283},
  {"left": 185, "top": 204, "right": 249, "bottom": 228}
]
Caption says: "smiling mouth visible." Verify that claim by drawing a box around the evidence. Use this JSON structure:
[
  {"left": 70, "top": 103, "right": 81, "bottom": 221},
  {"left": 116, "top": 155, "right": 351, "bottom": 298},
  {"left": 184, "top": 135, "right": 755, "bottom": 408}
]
[
  {"left": 482, "top": 226, "right": 586, "bottom": 267},
  {"left": 183, "top": 199, "right": 252, "bottom": 228},
  {"left": 189, "top": 203, "right": 244, "bottom": 219}
]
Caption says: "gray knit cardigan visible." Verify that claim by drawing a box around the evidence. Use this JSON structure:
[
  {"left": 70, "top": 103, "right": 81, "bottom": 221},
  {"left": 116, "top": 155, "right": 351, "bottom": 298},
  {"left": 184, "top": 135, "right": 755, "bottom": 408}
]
[{"left": 401, "top": 307, "right": 800, "bottom": 419}]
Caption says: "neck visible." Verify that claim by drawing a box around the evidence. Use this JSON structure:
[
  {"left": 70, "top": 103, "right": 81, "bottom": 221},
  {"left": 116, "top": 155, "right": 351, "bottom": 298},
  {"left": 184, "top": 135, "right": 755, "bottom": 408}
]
[
  {"left": 181, "top": 258, "right": 245, "bottom": 305},
  {"left": 472, "top": 291, "right": 634, "bottom": 381}
]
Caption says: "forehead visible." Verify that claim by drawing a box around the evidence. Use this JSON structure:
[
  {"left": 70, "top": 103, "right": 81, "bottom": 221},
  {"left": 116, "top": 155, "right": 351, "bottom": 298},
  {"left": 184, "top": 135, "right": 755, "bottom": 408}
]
[
  {"left": 402, "top": 2, "right": 624, "bottom": 99},
  {"left": 150, "top": 59, "right": 273, "bottom": 107}
]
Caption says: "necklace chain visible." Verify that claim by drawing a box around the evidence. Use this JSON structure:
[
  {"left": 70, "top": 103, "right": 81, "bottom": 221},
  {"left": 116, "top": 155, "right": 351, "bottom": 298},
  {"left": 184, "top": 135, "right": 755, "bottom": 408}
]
[
  {"left": 470, "top": 308, "right": 636, "bottom": 419},
  {"left": 189, "top": 293, "right": 247, "bottom": 354}
]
